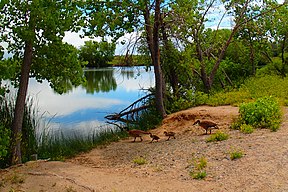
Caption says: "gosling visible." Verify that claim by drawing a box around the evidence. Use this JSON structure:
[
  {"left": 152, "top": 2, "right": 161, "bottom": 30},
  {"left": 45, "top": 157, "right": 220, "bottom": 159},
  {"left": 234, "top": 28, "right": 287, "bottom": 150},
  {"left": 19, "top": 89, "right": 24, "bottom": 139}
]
[
  {"left": 164, "top": 131, "right": 176, "bottom": 140},
  {"left": 193, "top": 119, "right": 219, "bottom": 134},
  {"left": 128, "top": 130, "right": 150, "bottom": 142},
  {"left": 149, "top": 133, "right": 160, "bottom": 143}
]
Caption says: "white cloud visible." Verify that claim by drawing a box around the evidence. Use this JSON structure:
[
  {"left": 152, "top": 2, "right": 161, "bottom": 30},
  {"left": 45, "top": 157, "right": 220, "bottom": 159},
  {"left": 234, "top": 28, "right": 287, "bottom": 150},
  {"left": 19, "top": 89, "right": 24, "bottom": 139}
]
[
  {"left": 27, "top": 79, "right": 123, "bottom": 116},
  {"left": 63, "top": 31, "right": 140, "bottom": 55},
  {"left": 63, "top": 31, "right": 102, "bottom": 48}
]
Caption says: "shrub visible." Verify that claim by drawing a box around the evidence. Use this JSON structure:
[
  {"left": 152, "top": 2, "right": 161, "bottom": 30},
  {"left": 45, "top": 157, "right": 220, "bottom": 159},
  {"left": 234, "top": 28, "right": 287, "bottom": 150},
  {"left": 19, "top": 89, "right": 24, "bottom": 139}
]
[
  {"left": 240, "top": 124, "right": 254, "bottom": 134},
  {"left": 238, "top": 96, "right": 282, "bottom": 131},
  {"left": 206, "top": 131, "right": 229, "bottom": 142}
]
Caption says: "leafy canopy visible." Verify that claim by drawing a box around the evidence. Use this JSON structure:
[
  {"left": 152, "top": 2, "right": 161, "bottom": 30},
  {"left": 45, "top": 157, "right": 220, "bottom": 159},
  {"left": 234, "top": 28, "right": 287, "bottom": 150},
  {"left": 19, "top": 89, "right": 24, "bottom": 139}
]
[
  {"left": 0, "top": 0, "right": 85, "bottom": 94},
  {"left": 79, "top": 40, "right": 116, "bottom": 68}
]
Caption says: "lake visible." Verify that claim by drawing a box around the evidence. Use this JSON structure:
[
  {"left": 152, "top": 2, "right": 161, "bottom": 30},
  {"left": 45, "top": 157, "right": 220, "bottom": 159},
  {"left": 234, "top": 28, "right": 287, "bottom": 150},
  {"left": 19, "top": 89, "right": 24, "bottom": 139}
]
[{"left": 27, "top": 66, "right": 155, "bottom": 135}]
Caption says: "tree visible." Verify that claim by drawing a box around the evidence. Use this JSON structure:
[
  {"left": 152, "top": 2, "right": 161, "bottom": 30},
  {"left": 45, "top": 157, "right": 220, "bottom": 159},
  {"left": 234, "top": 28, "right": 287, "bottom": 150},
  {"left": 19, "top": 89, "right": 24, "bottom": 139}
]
[
  {"left": 261, "top": 2, "right": 288, "bottom": 76},
  {"left": 79, "top": 40, "right": 116, "bottom": 68},
  {"left": 83, "top": 0, "right": 169, "bottom": 118},
  {"left": 0, "top": 0, "right": 85, "bottom": 165},
  {"left": 171, "top": 0, "right": 287, "bottom": 92}
]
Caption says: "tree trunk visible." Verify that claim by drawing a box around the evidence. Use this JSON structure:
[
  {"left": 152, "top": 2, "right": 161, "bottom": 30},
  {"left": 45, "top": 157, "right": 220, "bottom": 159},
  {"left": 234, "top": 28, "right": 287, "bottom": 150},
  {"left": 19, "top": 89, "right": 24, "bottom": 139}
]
[
  {"left": 144, "top": 0, "right": 166, "bottom": 118},
  {"left": 11, "top": 41, "right": 33, "bottom": 165}
]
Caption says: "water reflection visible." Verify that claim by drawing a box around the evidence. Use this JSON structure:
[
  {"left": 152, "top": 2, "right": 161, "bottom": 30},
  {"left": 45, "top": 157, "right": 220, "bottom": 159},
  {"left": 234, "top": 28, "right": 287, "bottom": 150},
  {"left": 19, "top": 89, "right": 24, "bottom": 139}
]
[
  {"left": 82, "top": 68, "right": 117, "bottom": 94},
  {"left": 27, "top": 66, "right": 154, "bottom": 136}
]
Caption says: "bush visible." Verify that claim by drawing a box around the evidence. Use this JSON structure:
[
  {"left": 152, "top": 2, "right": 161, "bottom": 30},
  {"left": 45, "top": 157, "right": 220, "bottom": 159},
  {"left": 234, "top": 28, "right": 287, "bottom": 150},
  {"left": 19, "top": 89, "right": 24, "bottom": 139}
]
[
  {"left": 206, "top": 131, "right": 229, "bottom": 142},
  {"left": 238, "top": 96, "right": 282, "bottom": 131},
  {"left": 240, "top": 124, "right": 254, "bottom": 134}
]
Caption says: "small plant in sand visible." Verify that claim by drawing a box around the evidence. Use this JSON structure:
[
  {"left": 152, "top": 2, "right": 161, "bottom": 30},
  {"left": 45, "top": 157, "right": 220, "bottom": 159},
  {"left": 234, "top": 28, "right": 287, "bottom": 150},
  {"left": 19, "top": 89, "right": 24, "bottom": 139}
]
[
  {"left": 206, "top": 131, "right": 229, "bottom": 142},
  {"left": 8, "top": 173, "right": 24, "bottom": 184},
  {"left": 229, "top": 148, "right": 244, "bottom": 160},
  {"left": 188, "top": 156, "right": 208, "bottom": 180},
  {"left": 132, "top": 156, "right": 147, "bottom": 165},
  {"left": 240, "top": 124, "right": 254, "bottom": 134}
]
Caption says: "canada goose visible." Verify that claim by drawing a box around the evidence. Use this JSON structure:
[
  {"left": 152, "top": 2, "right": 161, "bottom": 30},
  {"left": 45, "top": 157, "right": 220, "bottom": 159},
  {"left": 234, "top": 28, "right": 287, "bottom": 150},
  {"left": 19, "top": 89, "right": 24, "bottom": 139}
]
[
  {"left": 149, "top": 133, "right": 160, "bottom": 143},
  {"left": 193, "top": 120, "right": 219, "bottom": 134},
  {"left": 128, "top": 130, "right": 150, "bottom": 142},
  {"left": 164, "top": 131, "right": 176, "bottom": 140}
]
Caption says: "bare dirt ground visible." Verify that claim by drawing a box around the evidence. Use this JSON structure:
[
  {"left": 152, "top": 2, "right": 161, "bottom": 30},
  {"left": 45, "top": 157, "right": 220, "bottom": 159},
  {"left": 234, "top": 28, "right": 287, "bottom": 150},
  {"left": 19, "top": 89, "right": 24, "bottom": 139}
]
[{"left": 1, "top": 105, "right": 288, "bottom": 192}]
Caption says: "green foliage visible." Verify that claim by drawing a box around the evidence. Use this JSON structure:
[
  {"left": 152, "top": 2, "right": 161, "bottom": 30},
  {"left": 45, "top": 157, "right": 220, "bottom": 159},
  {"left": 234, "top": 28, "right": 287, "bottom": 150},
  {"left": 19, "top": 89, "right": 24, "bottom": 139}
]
[
  {"left": 0, "top": 124, "right": 10, "bottom": 160},
  {"left": 206, "top": 131, "right": 229, "bottom": 142},
  {"left": 194, "top": 156, "right": 207, "bottom": 170},
  {"left": 79, "top": 41, "right": 116, "bottom": 68},
  {"left": 240, "top": 124, "right": 254, "bottom": 134},
  {"left": 0, "top": 95, "right": 39, "bottom": 168},
  {"left": 190, "top": 170, "right": 207, "bottom": 180},
  {"left": 132, "top": 156, "right": 147, "bottom": 165},
  {"left": 238, "top": 96, "right": 282, "bottom": 131},
  {"left": 1, "top": 1, "right": 85, "bottom": 94},
  {"left": 229, "top": 148, "right": 244, "bottom": 160},
  {"left": 188, "top": 156, "right": 207, "bottom": 180},
  {"left": 207, "top": 88, "right": 251, "bottom": 106},
  {"left": 166, "top": 91, "right": 208, "bottom": 114},
  {"left": 243, "top": 76, "right": 288, "bottom": 103},
  {"left": 206, "top": 75, "right": 288, "bottom": 106}
]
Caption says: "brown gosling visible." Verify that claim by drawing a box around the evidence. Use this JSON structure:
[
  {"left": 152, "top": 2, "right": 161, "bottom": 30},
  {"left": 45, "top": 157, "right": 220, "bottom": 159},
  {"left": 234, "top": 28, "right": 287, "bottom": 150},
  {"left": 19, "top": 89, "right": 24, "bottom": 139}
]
[
  {"left": 128, "top": 130, "right": 150, "bottom": 142},
  {"left": 149, "top": 133, "right": 160, "bottom": 143},
  {"left": 164, "top": 131, "right": 176, "bottom": 140},
  {"left": 193, "top": 119, "right": 219, "bottom": 134}
]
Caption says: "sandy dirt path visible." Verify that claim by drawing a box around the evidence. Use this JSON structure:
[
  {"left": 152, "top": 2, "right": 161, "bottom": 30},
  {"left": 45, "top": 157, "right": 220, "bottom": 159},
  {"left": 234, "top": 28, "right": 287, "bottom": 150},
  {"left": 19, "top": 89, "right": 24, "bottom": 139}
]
[{"left": 1, "top": 106, "right": 288, "bottom": 192}]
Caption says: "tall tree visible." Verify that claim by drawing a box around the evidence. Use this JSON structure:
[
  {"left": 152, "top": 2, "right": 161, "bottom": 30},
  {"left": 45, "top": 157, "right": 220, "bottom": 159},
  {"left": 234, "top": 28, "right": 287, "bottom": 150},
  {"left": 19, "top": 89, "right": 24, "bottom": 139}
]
[
  {"left": 83, "top": 0, "right": 169, "bottom": 118},
  {"left": 0, "top": 0, "right": 85, "bottom": 165}
]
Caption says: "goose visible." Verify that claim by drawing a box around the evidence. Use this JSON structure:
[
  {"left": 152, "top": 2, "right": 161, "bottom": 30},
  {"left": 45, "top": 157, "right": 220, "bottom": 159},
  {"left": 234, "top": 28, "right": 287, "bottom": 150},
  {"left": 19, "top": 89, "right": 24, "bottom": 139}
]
[
  {"left": 193, "top": 120, "right": 219, "bottom": 134},
  {"left": 164, "top": 131, "right": 176, "bottom": 140},
  {"left": 128, "top": 130, "right": 150, "bottom": 142}
]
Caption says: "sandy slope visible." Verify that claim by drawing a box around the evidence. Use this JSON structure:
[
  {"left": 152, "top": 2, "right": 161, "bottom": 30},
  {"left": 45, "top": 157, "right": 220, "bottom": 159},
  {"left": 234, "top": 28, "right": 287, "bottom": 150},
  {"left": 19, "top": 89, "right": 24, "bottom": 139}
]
[{"left": 1, "top": 106, "right": 288, "bottom": 192}]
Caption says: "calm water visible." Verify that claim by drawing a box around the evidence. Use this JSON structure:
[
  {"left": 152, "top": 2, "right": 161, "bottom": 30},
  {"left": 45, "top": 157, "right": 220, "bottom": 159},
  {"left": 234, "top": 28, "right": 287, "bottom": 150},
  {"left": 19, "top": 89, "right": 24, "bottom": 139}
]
[{"left": 27, "top": 66, "right": 154, "bottom": 135}]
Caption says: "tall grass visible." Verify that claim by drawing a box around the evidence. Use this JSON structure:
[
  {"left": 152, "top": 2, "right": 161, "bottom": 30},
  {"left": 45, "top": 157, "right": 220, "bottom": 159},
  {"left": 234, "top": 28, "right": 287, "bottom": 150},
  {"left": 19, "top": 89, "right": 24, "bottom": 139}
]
[
  {"left": 203, "top": 75, "right": 288, "bottom": 106},
  {"left": 0, "top": 95, "right": 38, "bottom": 168},
  {"left": 37, "top": 127, "right": 127, "bottom": 161}
]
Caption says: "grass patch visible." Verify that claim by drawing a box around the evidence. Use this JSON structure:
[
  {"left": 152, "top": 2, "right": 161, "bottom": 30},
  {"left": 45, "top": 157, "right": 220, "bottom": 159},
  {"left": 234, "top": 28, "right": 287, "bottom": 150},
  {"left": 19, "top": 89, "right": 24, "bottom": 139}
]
[
  {"left": 199, "top": 75, "right": 288, "bottom": 107},
  {"left": 189, "top": 170, "right": 207, "bottom": 180},
  {"left": 206, "top": 131, "right": 229, "bottom": 142},
  {"left": 188, "top": 156, "right": 208, "bottom": 180},
  {"left": 132, "top": 156, "right": 147, "bottom": 165},
  {"left": 229, "top": 148, "right": 244, "bottom": 160}
]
